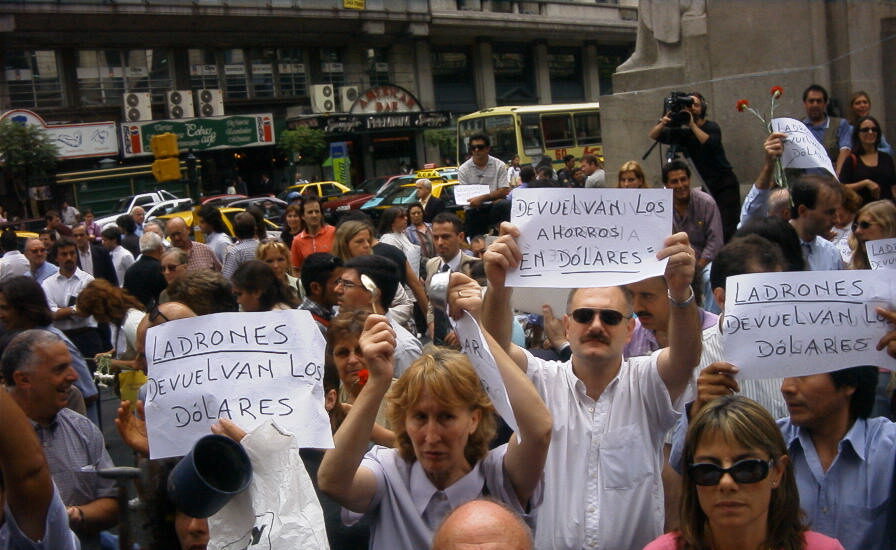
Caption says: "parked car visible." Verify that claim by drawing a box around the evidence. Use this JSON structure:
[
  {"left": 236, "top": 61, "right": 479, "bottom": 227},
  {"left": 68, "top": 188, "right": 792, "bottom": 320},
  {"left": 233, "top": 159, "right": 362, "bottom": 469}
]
[
  {"left": 200, "top": 194, "right": 249, "bottom": 208},
  {"left": 361, "top": 178, "right": 461, "bottom": 224},
  {"left": 278, "top": 181, "right": 352, "bottom": 202},
  {"left": 157, "top": 206, "right": 280, "bottom": 242},
  {"left": 95, "top": 197, "right": 193, "bottom": 229},
  {"left": 320, "top": 174, "right": 408, "bottom": 224},
  {"left": 111, "top": 190, "right": 181, "bottom": 216},
  {"left": 227, "top": 197, "right": 288, "bottom": 224}
]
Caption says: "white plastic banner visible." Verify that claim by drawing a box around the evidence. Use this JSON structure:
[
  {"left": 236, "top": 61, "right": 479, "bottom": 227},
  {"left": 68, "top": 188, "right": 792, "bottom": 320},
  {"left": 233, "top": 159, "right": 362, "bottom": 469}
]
[{"left": 454, "top": 184, "right": 491, "bottom": 206}]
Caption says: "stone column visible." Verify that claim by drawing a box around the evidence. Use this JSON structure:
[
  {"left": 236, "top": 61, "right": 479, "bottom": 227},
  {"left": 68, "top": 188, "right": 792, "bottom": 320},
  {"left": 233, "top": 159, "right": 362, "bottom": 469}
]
[
  {"left": 413, "top": 39, "right": 436, "bottom": 110},
  {"left": 532, "top": 41, "right": 551, "bottom": 105},
  {"left": 582, "top": 42, "right": 601, "bottom": 102},
  {"left": 473, "top": 39, "right": 496, "bottom": 109}
]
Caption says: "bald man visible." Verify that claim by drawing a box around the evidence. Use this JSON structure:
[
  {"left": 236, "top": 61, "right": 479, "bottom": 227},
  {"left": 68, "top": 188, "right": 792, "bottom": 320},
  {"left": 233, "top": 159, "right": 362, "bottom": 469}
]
[
  {"left": 165, "top": 217, "right": 221, "bottom": 272},
  {"left": 431, "top": 500, "right": 533, "bottom": 550}
]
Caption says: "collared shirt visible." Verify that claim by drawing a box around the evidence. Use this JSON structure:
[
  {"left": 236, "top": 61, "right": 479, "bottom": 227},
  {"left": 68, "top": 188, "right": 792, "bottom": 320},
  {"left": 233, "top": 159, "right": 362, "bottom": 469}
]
[
  {"left": 738, "top": 183, "right": 771, "bottom": 228},
  {"left": 672, "top": 188, "right": 723, "bottom": 261},
  {"left": 42, "top": 268, "right": 96, "bottom": 331},
  {"left": 625, "top": 308, "right": 718, "bottom": 359},
  {"left": 0, "top": 250, "right": 30, "bottom": 282},
  {"left": 76, "top": 247, "right": 93, "bottom": 276},
  {"left": 458, "top": 155, "right": 509, "bottom": 193},
  {"left": 32, "top": 408, "right": 117, "bottom": 507},
  {"left": 206, "top": 231, "right": 233, "bottom": 261},
  {"left": 800, "top": 236, "right": 844, "bottom": 271},
  {"left": 781, "top": 417, "right": 895, "bottom": 550},
  {"left": 344, "top": 444, "right": 538, "bottom": 550},
  {"left": 584, "top": 169, "right": 607, "bottom": 188},
  {"left": 802, "top": 116, "right": 852, "bottom": 154},
  {"left": 523, "top": 349, "right": 679, "bottom": 550},
  {"left": 108, "top": 245, "right": 134, "bottom": 288},
  {"left": 221, "top": 239, "right": 260, "bottom": 279},
  {"left": 290, "top": 225, "right": 336, "bottom": 270},
  {"left": 185, "top": 240, "right": 221, "bottom": 272},
  {"left": 27, "top": 261, "right": 59, "bottom": 285},
  {"left": 299, "top": 297, "right": 331, "bottom": 336},
  {"left": 1, "top": 486, "right": 80, "bottom": 550}
]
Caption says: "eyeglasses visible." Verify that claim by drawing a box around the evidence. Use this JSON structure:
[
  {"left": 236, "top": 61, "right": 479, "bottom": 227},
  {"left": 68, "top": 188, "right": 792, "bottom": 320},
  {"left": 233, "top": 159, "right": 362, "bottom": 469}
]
[
  {"left": 469, "top": 144, "right": 488, "bottom": 151},
  {"left": 858, "top": 127, "right": 879, "bottom": 134},
  {"left": 852, "top": 220, "right": 876, "bottom": 231},
  {"left": 569, "top": 308, "right": 632, "bottom": 326},
  {"left": 335, "top": 278, "right": 363, "bottom": 290},
  {"left": 147, "top": 301, "right": 170, "bottom": 324},
  {"left": 688, "top": 458, "right": 774, "bottom": 486}
]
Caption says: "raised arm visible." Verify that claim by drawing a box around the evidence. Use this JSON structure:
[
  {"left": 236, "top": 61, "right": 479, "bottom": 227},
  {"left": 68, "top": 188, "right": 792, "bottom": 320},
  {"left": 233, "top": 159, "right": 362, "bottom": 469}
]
[
  {"left": 0, "top": 389, "right": 54, "bottom": 541},
  {"left": 655, "top": 232, "right": 702, "bottom": 403},
  {"left": 448, "top": 272, "right": 551, "bottom": 506},
  {"left": 318, "top": 315, "right": 395, "bottom": 513},
  {"left": 481, "top": 223, "right": 528, "bottom": 371}
]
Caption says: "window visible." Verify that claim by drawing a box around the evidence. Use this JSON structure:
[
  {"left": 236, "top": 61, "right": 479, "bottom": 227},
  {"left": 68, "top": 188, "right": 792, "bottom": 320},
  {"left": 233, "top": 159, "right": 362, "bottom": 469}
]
[
  {"left": 541, "top": 114, "right": 574, "bottom": 148},
  {"left": 123, "top": 49, "right": 172, "bottom": 103},
  {"left": 222, "top": 49, "right": 248, "bottom": 99},
  {"left": 432, "top": 49, "right": 475, "bottom": 113},
  {"left": 77, "top": 50, "right": 124, "bottom": 105},
  {"left": 249, "top": 49, "right": 276, "bottom": 98},
  {"left": 573, "top": 112, "right": 601, "bottom": 144},
  {"left": 320, "top": 48, "right": 345, "bottom": 87},
  {"left": 493, "top": 46, "right": 535, "bottom": 105},
  {"left": 367, "top": 48, "right": 390, "bottom": 87},
  {"left": 277, "top": 48, "right": 307, "bottom": 97},
  {"left": 188, "top": 49, "right": 219, "bottom": 90},
  {"left": 520, "top": 114, "right": 543, "bottom": 156},
  {"left": 4, "top": 50, "right": 63, "bottom": 108},
  {"left": 548, "top": 49, "right": 584, "bottom": 103}
]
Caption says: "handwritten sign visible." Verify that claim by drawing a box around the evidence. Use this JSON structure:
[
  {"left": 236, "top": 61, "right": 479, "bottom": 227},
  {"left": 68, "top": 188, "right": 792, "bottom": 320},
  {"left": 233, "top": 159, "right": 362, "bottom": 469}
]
[
  {"left": 770, "top": 118, "right": 837, "bottom": 177},
  {"left": 867, "top": 238, "right": 896, "bottom": 270},
  {"left": 454, "top": 312, "right": 519, "bottom": 438},
  {"left": 453, "top": 184, "right": 491, "bottom": 206},
  {"left": 505, "top": 188, "right": 672, "bottom": 288},
  {"left": 722, "top": 270, "right": 895, "bottom": 379},
  {"left": 144, "top": 310, "right": 332, "bottom": 459}
]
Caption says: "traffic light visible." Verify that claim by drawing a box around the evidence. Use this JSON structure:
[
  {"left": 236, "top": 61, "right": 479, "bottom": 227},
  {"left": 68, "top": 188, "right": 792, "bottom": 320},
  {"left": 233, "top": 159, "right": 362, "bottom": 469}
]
[{"left": 151, "top": 132, "right": 181, "bottom": 183}]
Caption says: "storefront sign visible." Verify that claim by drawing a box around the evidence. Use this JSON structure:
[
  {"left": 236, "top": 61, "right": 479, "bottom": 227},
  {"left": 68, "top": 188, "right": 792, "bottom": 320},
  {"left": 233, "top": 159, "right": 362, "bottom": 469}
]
[
  {"left": 0, "top": 109, "right": 119, "bottom": 159},
  {"left": 291, "top": 111, "right": 451, "bottom": 134},
  {"left": 120, "top": 114, "right": 275, "bottom": 157},
  {"left": 350, "top": 85, "right": 422, "bottom": 114}
]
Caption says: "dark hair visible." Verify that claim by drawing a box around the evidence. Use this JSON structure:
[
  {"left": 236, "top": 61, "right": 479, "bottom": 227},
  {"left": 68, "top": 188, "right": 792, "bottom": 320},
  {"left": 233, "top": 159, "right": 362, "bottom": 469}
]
[
  {"left": 101, "top": 226, "right": 122, "bottom": 244},
  {"left": 301, "top": 253, "right": 343, "bottom": 296},
  {"left": 44, "top": 210, "right": 60, "bottom": 221},
  {"left": 233, "top": 212, "right": 257, "bottom": 240},
  {"left": 299, "top": 195, "right": 322, "bottom": 217},
  {"left": 468, "top": 132, "right": 490, "bottom": 147},
  {"left": 377, "top": 207, "right": 406, "bottom": 236},
  {"left": 407, "top": 202, "right": 423, "bottom": 216},
  {"left": 431, "top": 212, "right": 463, "bottom": 233},
  {"left": 1, "top": 329, "right": 62, "bottom": 386},
  {"left": 232, "top": 260, "right": 299, "bottom": 310},
  {"left": 325, "top": 309, "right": 369, "bottom": 398},
  {"left": 562, "top": 154, "right": 575, "bottom": 163},
  {"left": 0, "top": 276, "right": 53, "bottom": 328},
  {"left": 0, "top": 227, "right": 15, "bottom": 253},
  {"left": 197, "top": 204, "right": 228, "bottom": 234},
  {"left": 519, "top": 165, "right": 536, "bottom": 184},
  {"left": 344, "top": 254, "right": 400, "bottom": 311},
  {"left": 829, "top": 366, "right": 878, "bottom": 420},
  {"left": 581, "top": 154, "right": 598, "bottom": 167},
  {"left": 688, "top": 91, "right": 708, "bottom": 118},
  {"left": 662, "top": 159, "right": 691, "bottom": 182},
  {"left": 338, "top": 209, "right": 375, "bottom": 227},
  {"left": 245, "top": 205, "right": 268, "bottom": 240},
  {"left": 789, "top": 174, "right": 841, "bottom": 219},
  {"left": 710, "top": 235, "right": 786, "bottom": 290},
  {"left": 536, "top": 166, "right": 553, "bottom": 179},
  {"left": 50, "top": 237, "right": 77, "bottom": 263},
  {"left": 802, "top": 83, "right": 829, "bottom": 103},
  {"left": 733, "top": 216, "right": 806, "bottom": 272},
  {"left": 850, "top": 115, "right": 882, "bottom": 151},
  {"left": 116, "top": 214, "right": 137, "bottom": 234}
]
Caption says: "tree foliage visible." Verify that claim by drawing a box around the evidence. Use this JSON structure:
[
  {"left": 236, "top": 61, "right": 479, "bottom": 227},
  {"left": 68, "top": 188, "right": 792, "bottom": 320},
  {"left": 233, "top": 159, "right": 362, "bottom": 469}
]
[
  {"left": 423, "top": 127, "right": 457, "bottom": 163},
  {"left": 0, "top": 120, "right": 58, "bottom": 215},
  {"left": 278, "top": 127, "right": 328, "bottom": 165}
]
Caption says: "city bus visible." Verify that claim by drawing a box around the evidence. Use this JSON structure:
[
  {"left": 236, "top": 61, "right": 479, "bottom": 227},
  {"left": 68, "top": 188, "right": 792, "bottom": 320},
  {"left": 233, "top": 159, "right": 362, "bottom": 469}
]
[{"left": 456, "top": 103, "right": 601, "bottom": 167}]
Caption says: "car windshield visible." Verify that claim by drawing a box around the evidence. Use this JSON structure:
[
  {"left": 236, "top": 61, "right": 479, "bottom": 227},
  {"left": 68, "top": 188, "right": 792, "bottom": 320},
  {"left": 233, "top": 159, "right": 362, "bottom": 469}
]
[{"left": 380, "top": 186, "right": 419, "bottom": 206}]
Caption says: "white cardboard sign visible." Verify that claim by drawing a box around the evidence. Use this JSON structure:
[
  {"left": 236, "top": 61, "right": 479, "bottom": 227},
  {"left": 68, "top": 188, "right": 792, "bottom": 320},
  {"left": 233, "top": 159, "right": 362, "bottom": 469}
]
[
  {"left": 722, "top": 270, "right": 895, "bottom": 379},
  {"left": 144, "top": 310, "right": 333, "bottom": 459},
  {"left": 454, "top": 312, "right": 519, "bottom": 437},
  {"left": 506, "top": 188, "right": 672, "bottom": 288},
  {"left": 453, "top": 184, "right": 491, "bottom": 206},
  {"left": 866, "top": 238, "right": 896, "bottom": 270},
  {"left": 770, "top": 117, "right": 837, "bottom": 177}
]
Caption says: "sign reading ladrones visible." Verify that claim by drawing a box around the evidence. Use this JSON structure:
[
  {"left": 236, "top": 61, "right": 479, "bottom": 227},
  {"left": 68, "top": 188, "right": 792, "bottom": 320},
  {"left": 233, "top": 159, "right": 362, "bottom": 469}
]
[
  {"left": 722, "top": 270, "right": 895, "bottom": 379},
  {"left": 121, "top": 114, "right": 275, "bottom": 157},
  {"left": 506, "top": 188, "right": 672, "bottom": 288},
  {"left": 867, "top": 238, "right": 896, "bottom": 270},
  {"left": 144, "top": 310, "right": 332, "bottom": 459}
]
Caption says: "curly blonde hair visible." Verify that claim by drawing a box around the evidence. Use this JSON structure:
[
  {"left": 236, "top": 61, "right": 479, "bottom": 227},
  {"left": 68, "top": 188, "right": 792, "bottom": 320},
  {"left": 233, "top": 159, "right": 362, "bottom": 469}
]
[{"left": 76, "top": 279, "right": 143, "bottom": 324}]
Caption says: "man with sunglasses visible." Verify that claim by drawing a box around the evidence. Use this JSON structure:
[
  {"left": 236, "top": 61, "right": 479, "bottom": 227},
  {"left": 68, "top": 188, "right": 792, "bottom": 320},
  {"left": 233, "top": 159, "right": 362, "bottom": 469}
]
[
  {"left": 458, "top": 133, "right": 510, "bottom": 237},
  {"left": 480, "top": 223, "right": 702, "bottom": 550}
]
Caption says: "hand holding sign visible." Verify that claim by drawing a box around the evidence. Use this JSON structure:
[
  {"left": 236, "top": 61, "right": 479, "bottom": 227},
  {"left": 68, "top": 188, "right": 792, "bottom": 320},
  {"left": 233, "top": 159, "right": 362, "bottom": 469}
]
[
  {"left": 483, "top": 222, "right": 523, "bottom": 290},
  {"left": 657, "top": 232, "right": 697, "bottom": 302}
]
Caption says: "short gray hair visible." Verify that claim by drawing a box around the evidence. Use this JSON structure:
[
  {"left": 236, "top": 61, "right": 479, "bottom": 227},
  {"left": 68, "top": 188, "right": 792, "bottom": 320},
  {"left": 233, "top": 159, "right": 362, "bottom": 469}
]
[
  {"left": 139, "top": 231, "right": 164, "bottom": 253},
  {"left": 1, "top": 329, "right": 62, "bottom": 386},
  {"left": 415, "top": 178, "right": 432, "bottom": 191}
]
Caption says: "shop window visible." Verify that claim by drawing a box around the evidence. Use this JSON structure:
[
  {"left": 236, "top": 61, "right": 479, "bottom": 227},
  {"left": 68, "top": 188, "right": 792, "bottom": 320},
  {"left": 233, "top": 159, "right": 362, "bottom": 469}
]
[
  {"left": 277, "top": 48, "right": 307, "bottom": 97},
  {"left": 188, "top": 49, "right": 220, "bottom": 90},
  {"left": 4, "top": 49, "right": 63, "bottom": 109}
]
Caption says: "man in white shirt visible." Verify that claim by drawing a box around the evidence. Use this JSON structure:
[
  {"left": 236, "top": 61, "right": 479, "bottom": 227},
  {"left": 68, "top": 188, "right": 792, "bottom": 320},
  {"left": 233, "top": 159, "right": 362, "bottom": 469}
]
[
  {"left": 0, "top": 229, "right": 29, "bottom": 282},
  {"left": 100, "top": 226, "right": 135, "bottom": 287},
  {"left": 789, "top": 174, "right": 844, "bottom": 271},
  {"left": 581, "top": 154, "right": 607, "bottom": 188},
  {"left": 480, "top": 224, "right": 702, "bottom": 550}
]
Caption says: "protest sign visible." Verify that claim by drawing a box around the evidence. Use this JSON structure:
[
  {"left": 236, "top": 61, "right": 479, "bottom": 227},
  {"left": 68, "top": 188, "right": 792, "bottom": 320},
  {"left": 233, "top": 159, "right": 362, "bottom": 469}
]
[
  {"left": 866, "top": 238, "right": 896, "bottom": 270},
  {"left": 453, "top": 184, "right": 491, "bottom": 206},
  {"left": 505, "top": 188, "right": 672, "bottom": 288},
  {"left": 144, "top": 310, "right": 332, "bottom": 459},
  {"left": 722, "top": 270, "right": 895, "bottom": 379},
  {"left": 454, "top": 312, "right": 519, "bottom": 438},
  {"left": 770, "top": 118, "right": 837, "bottom": 177}
]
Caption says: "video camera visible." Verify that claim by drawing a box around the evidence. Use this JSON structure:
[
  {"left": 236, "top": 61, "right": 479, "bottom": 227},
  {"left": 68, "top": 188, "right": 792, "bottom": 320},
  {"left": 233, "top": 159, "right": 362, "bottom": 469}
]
[{"left": 663, "top": 92, "right": 695, "bottom": 126}]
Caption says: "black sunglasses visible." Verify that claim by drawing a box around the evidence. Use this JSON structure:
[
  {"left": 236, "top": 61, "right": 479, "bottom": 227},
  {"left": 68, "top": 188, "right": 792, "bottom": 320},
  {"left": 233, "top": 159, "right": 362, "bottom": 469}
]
[
  {"left": 852, "top": 220, "right": 876, "bottom": 231},
  {"left": 688, "top": 458, "right": 774, "bottom": 486},
  {"left": 569, "top": 308, "right": 632, "bottom": 326},
  {"left": 858, "top": 127, "right": 879, "bottom": 134},
  {"left": 469, "top": 144, "right": 488, "bottom": 151}
]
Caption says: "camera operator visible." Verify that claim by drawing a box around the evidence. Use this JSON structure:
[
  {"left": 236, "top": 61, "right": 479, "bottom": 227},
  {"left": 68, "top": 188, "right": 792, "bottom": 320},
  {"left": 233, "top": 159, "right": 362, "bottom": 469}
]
[{"left": 649, "top": 92, "right": 740, "bottom": 242}]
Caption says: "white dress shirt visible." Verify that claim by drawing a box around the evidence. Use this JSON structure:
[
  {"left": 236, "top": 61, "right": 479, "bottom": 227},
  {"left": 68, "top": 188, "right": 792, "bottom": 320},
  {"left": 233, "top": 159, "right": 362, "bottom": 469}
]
[
  {"left": 523, "top": 349, "right": 679, "bottom": 550},
  {"left": 42, "top": 268, "right": 96, "bottom": 331},
  {"left": 0, "top": 250, "right": 30, "bottom": 282},
  {"left": 109, "top": 245, "right": 135, "bottom": 287},
  {"left": 77, "top": 246, "right": 94, "bottom": 276}
]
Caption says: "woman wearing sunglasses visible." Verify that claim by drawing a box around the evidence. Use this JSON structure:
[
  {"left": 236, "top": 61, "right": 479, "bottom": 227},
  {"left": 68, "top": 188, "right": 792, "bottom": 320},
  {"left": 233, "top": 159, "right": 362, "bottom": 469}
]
[
  {"left": 839, "top": 115, "right": 895, "bottom": 204},
  {"left": 645, "top": 396, "right": 842, "bottom": 550},
  {"left": 846, "top": 199, "right": 896, "bottom": 270}
]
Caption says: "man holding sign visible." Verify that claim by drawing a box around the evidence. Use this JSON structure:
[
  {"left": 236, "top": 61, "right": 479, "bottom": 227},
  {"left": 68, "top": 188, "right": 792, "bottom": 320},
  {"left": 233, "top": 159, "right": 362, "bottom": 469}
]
[
  {"left": 458, "top": 133, "right": 511, "bottom": 237},
  {"left": 481, "top": 222, "right": 702, "bottom": 550}
]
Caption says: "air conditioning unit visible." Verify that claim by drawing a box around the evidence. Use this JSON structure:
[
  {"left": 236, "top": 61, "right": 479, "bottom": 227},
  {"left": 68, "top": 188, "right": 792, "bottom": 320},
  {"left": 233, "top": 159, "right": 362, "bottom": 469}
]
[
  {"left": 310, "top": 84, "right": 335, "bottom": 113},
  {"left": 122, "top": 92, "right": 152, "bottom": 122},
  {"left": 339, "top": 86, "right": 359, "bottom": 112},
  {"left": 195, "top": 88, "right": 224, "bottom": 117},
  {"left": 166, "top": 90, "right": 195, "bottom": 119}
]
